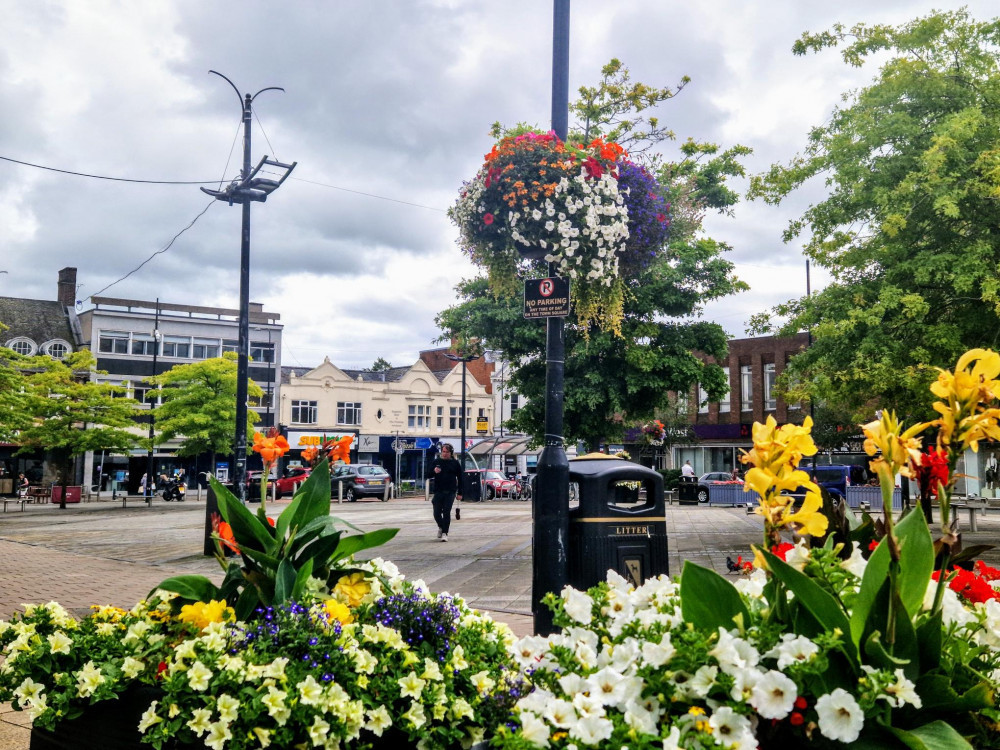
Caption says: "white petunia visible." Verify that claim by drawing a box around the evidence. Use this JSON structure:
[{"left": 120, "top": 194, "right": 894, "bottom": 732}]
[
  {"left": 562, "top": 587, "right": 593, "bottom": 624},
  {"left": 751, "top": 670, "right": 798, "bottom": 719},
  {"left": 121, "top": 657, "right": 145, "bottom": 679},
  {"left": 841, "top": 546, "right": 868, "bottom": 578},
  {"left": 519, "top": 711, "right": 551, "bottom": 747},
  {"left": 815, "top": 688, "right": 865, "bottom": 743},
  {"left": 76, "top": 661, "right": 105, "bottom": 697},
  {"left": 542, "top": 698, "right": 577, "bottom": 728},
  {"left": 662, "top": 725, "right": 682, "bottom": 750},
  {"left": 215, "top": 693, "right": 240, "bottom": 724},
  {"left": 402, "top": 701, "right": 426, "bottom": 729},
  {"left": 46, "top": 631, "right": 72, "bottom": 655},
  {"left": 365, "top": 705, "right": 392, "bottom": 736},
  {"left": 785, "top": 540, "right": 811, "bottom": 571},
  {"left": 512, "top": 634, "right": 551, "bottom": 669},
  {"left": 708, "top": 706, "right": 755, "bottom": 747},
  {"left": 307, "top": 716, "right": 330, "bottom": 745},
  {"left": 137, "top": 701, "right": 162, "bottom": 732},
  {"left": 297, "top": 674, "right": 325, "bottom": 705},
  {"left": 186, "top": 661, "right": 213, "bottom": 692},
  {"left": 689, "top": 665, "right": 718, "bottom": 698},
  {"left": 882, "top": 668, "right": 922, "bottom": 708},
  {"left": 398, "top": 671, "right": 426, "bottom": 700},
  {"left": 766, "top": 633, "right": 819, "bottom": 670},
  {"left": 186, "top": 708, "right": 213, "bottom": 736},
  {"left": 734, "top": 567, "right": 768, "bottom": 598},
  {"left": 570, "top": 714, "right": 614, "bottom": 745},
  {"left": 641, "top": 633, "right": 676, "bottom": 667}
]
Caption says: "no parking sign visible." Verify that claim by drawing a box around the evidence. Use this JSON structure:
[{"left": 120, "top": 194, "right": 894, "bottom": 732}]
[{"left": 524, "top": 277, "right": 570, "bottom": 319}]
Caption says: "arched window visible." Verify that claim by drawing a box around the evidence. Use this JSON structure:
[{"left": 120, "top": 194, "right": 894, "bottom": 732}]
[
  {"left": 6, "top": 338, "right": 35, "bottom": 356},
  {"left": 44, "top": 340, "right": 72, "bottom": 359}
]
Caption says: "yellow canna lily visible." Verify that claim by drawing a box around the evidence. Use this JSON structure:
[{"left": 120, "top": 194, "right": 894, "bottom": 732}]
[
  {"left": 783, "top": 491, "right": 829, "bottom": 537},
  {"left": 929, "top": 349, "right": 1000, "bottom": 453},
  {"left": 861, "top": 410, "right": 925, "bottom": 479}
]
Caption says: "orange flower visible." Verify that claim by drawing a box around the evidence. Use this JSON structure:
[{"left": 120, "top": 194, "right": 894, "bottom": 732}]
[
  {"left": 301, "top": 446, "right": 318, "bottom": 464},
  {"left": 252, "top": 430, "right": 290, "bottom": 464}
]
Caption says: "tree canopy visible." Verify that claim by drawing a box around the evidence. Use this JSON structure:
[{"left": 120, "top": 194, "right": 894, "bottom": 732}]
[
  {"left": 748, "top": 9, "right": 1000, "bottom": 422},
  {"left": 13, "top": 349, "right": 139, "bottom": 505},
  {"left": 149, "top": 352, "right": 262, "bottom": 460},
  {"left": 440, "top": 60, "right": 749, "bottom": 449}
]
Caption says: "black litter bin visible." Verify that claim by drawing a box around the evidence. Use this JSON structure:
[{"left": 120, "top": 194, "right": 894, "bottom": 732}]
[
  {"left": 677, "top": 475, "right": 699, "bottom": 504},
  {"left": 567, "top": 455, "right": 669, "bottom": 590}
]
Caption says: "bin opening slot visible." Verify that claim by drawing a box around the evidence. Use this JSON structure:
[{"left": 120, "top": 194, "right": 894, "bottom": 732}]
[{"left": 607, "top": 479, "right": 655, "bottom": 511}]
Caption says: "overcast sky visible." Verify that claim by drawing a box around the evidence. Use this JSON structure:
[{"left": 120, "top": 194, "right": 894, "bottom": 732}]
[{"left": 0, "top": 1, "right": 987, "bottom": 369}]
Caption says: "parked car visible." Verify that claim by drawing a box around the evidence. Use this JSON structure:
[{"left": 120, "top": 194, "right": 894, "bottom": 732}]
[
  {"left": 331, "top": 464, "right": 391, "bottom": 501},
  {"left": 695, "top": 472, "right": 744, "bottom": 503},
  {"left": 245, "top": 470, "right": 276, "bottom": 502},
  {"left": 273, "top": 466, "right": 311, "bottom": 498},
  {"left": 466, "top": 469, "right": 522, "bottom": 500},
  {"left": 806, "top": 464, "right": 867, "bottom": 501}
]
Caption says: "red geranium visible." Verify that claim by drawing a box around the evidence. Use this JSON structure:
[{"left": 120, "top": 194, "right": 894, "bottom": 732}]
[
  {"left": 772, "top": 542, "right": 795, "bottom": 560},
  {"left": 911, "top": 448, "right": 949, "bottom": 498}
]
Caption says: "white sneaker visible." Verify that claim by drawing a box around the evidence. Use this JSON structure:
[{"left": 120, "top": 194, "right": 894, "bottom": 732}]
[
  {"left": 441, "top": 534, "right": 448, "bottom": 542},
  {"left": 437, "top": 528, "right": 443, "bottom": 539}
]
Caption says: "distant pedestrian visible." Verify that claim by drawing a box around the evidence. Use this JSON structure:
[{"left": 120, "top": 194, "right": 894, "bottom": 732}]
[
  {"left": 730, "top": 466, "right": 739, "bottom": 482},
  {"left": 140, "top": 473, "right": 148, "bottom": 496},
  {"left": 681, "top": 460, "right": 695, "bottom": 478},
  {"left": 430, "top": 443, "right": 463, "bottom": 542}
]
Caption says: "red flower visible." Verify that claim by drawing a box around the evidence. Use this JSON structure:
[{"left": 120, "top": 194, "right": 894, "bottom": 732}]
[
  {"left": 582, "top": 156, "right": 604, "bottom": 179},
  {"left": 156, "top": 661, "right": 168, "bottom": 679},
  {"left": 794, "top": 697, "right": 808, "bottom": 710},
  {"left": 911, "top": 448, "right": 949, "bottom": 498},
  {"left": 483, "top": 213, "right": 494, "bottom": 226},
  {"left": 868, "top": 539, "right": 880, "bottom": 552},
  {"left": 771, "top": 542, "right": 795, "bottom": 560},
  {"left": 789, "top": 712, "right": 805, "bottom": 726}
]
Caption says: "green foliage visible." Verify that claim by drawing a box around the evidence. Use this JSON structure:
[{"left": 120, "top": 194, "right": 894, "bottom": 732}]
[
  {"left": 148, "top": 351, "right": 261, "bottom": 458},
  {"left": 13, "top": 349, "right": 138, "bottom": 488},
  {"left": 367, "top": 356, "right": 393, "bottom": 372},
  {"left": 679, "top": 561, "right": 750, "bottom": 632},
  {"left": 155, "top": 460, "right": 399, "bottom": 620},
  {"left": 0, "top": 344, "right": 31, "bottom": 442},
  {"left": 748, "top": 9, "right": 1000, "bottom": 421}
]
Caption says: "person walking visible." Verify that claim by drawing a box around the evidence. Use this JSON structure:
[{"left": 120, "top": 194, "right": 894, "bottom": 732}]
[{"left": 430, "top": 443, "right": 463, "bottom": 542}]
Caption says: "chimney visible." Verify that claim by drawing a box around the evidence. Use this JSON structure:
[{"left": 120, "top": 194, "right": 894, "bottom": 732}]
[{"left": 57, "top": 267, "right": 77, "bottom": 307}]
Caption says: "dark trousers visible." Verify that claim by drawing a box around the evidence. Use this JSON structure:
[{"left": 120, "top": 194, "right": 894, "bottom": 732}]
[{"left": 432, "top": 491, "right": 456, "bottom": 534}]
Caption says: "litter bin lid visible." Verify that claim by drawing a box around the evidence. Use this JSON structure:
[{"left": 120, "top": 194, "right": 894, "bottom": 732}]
[{"left": 572, "top": 453, "right": 623, "bottom": 461}]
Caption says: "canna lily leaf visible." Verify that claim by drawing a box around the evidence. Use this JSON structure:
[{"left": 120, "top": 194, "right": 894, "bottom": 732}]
[
  {"left": 276, "top": 459, "right": 333, "bottom": 543},
  {"left": 151, "top": 575, "right": 219, "bottom": 603},
  {"left": 329, "top": 528, "right": 400, "bottom": 563},
  {"left": 214, "top": 477, "right": 276, "bottom": 553},
  {"left": 680, "top": 561, "right": 750, "bottom": 632},
  {"left": 884, "top": 720, "right": 974, "bottom": 750}
]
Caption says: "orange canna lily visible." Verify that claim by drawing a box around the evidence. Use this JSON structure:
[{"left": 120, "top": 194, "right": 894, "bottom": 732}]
[
  {"left": 253, "top": 430, "right": 290, "bottom": 464},
  {"left": 301, "top": 445, "right": 319, "bottom": 465}
]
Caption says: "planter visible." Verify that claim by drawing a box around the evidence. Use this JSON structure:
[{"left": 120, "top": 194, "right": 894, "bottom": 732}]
[
  {"left": 29, "top": 685, "right": 175, "bottom": 750},
  {"left": 29, "top": 687, "right": 491, "bottom": 750}
]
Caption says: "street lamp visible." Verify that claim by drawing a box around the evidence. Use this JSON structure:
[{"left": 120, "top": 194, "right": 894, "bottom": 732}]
[
  {"left": 201, "top": 70, "right": 296, "bottom": 503},
  {"left": 444, "top": 352, "right": 476, "bottom": 479},
  {"left": 145, "top": 300, "right": 161, "bottom": 505}
]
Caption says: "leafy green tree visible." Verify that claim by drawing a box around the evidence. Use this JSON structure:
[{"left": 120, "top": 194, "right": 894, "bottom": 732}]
[
  {"left": 0, "top": 330, "right": 31, "bottom": 442},
  {"left": 367, "top": 357, "right": 393, "bottom": 373},
  {"left": 440, "top": 60, "right": 748, "bottom": 449},
  {"left": 748, "top": 9, "right": 1000, "bottom": 422},
  {"left": 15, "top": 349, "right": 139, "bottom": 508},
  {"left": 148, "top": 352, "right": 261, "bottom": 469}
]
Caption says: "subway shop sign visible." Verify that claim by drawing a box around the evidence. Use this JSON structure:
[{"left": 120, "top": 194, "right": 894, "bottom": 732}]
[{"left": 286, "top": 431, "right": 356, "bottom": 449}]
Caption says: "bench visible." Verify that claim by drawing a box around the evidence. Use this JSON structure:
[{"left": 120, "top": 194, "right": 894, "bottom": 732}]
[
  {"left": 26, "top": 486, "right": 51, "bottom": 504},
  {"left": 951, "top": 498, "right": 988, "bottom": 533},
  {"left": 2, "top": 497, "right": 26, "bottom": 512}
]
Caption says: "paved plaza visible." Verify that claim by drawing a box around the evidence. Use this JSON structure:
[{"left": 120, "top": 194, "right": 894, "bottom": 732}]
[{"left": 1, "top": 494, "right": 998, "bottom": 748}]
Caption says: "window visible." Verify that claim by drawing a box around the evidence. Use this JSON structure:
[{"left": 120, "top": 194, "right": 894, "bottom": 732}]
[
  {"left": 740, "top": 365, "right": 753, "bottom": 411},
  {"left": 221, "top": 339, "right": 239, "bottom": 355},
  {"left": 250, "top": 341, "right": 274, "bottom": 363},
  {"left": 408, "top": 404, "right": 428, "bottom": 428},
  {"left": 697, "top": 384, "right": 709, "bottom": 414},
  {"left": 449, "top": 406, "right": 470, "bottom": 431},
  {"left": 134, "top": 384, "right": 157, "bottom": 405},
  {"left": 338, "top": 401, "right": 362, "bottom": 425},
  {"left": 291, "top": 400, "right": 317, "bottom": 424},
  {"left": 162, "top": 336, "right": 190, "bottom": 358},
  {"left": 131, "top": 334, "right": 158, "bottom": 356},
  {"left": 436, "top": 406, "right": 443, "bottom": 428},
  {"left": 376, "top": 408, "right": 385, "bottom": 421},
  {"left": 8, "top": 338, "right": 34, "bottom": 355},
  {"left": 719, "top": 367, "right": 731, "bottom": 413},
  {"left": 193, "top": 338, "right": 220, "bottom": 359},
  {"left": 510, "top": 394, "right": 520, "bottom": 413},
  {"left": 764, "top": 363, "right": 777, "bottom": 410},
  {"left": 98, "top": 331, "right": 128, "bottom": 354},
  {"left": 478, "top": 407, "right": 487, "bottom": 419},
  {"left": 46, "top": 341, "right": 70, "bottom": 359}
]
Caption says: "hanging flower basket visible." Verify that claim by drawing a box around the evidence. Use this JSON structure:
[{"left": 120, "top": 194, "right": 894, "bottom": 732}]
[{"left": 451, "top": 130, "right": 670, "bottom": 334}]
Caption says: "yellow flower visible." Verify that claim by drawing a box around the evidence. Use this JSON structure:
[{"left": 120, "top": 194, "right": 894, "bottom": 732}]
[
  {"left": 784, "top": 491, "right": 829, "bottom": 537},
  {"left": 861, "top": 410, "right": 925, "bottom": 478},
  {"left": 321, "top": 599, "right": 353, "bottom": 625},
  {"left": 177, "top": 600, "right": 235, "bottom": 631},
  {"left": 929, "top": 349, "right": 1000, "bottom": 452},
  {"left": 334, "top": 572, "right": 372, "bottom": 607}
]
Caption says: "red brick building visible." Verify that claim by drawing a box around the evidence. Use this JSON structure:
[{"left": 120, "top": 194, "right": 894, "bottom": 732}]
[{"left": 673, "top": 333, "right": 810, "bottom": 475}]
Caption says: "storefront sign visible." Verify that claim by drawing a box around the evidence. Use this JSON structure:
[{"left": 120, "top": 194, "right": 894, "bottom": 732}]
[
  {"left": 476, "top": 418, "right": 489, "bottom": 434},
  {"left": 286, "top": 430, "right": 356, "bottom": 449}
]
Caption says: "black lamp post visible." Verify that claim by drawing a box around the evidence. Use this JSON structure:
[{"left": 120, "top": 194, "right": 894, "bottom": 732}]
[
  {"left": 532, "top": 0, "right": 571, "bottom": 636},
  {"left": 444, "top": 352, "right": 476, "bottom": 477},
  {"left": 145, "top": 299, "right": 161, "bottom": 505},
  {"left": 201, "top": 71, "right": 296, "bottom": 503}
]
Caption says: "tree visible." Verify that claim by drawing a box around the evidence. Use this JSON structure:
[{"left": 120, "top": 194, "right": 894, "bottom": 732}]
[
  {"left": 748, "top": 10, "right": 1000, "bottom": 422},
  {"left": 148, "top": 352, "right": 262, "bottom": 469},
  {"left": 0, "top": 335, "right": 31, "bottom": 443},
  {"left": 15, "top": 349, "right": 139, "bottom": 508},
  {"left": 440, "top": 61, "right": 749, "bottom": 449},
  {"left": 367, "top": 357, "right": 393, "bottom": 373}
]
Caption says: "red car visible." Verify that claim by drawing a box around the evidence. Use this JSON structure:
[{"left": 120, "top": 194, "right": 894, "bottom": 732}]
[
  {"left": 469, "top": 469, "right": 522, "bottom": 500},
  {"left": 273, "top": 466, "right": 311, "bottom": 498}
]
